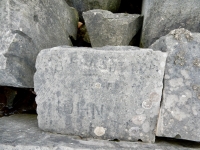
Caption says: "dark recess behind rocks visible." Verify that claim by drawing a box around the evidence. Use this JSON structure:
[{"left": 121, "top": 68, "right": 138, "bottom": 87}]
[
  {"left": 118, "top": 0, "right": 142, "bottom": 14},
  {"left": 0, "top": 86, "right": 37, "bottom": 117}
]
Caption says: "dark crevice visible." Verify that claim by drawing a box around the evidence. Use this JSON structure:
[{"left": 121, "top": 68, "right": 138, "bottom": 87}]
[
  {"left": 0, "top": 86, "right": 37, "bottom": 117},
  {"left": 70, "top": 24, "right": 92, "bottom": 47},
  {"left": 160, "top": 68, "right": 166, "bottom": 108},
  {"left": 70, "top": 35, "right": 91, "bottom": 47},
  {"left": 118, "top": 0, "right": 142, "bottom": 14},
  {"left": 156, "top": 136, "right": 200, "bottom": 148},
  {"left": 69, "top": 35, "right": 76, "bottom": 46},
  {"left": 129, "top": 28, "right": 142, "bottom": 47},
  {"left": 109, "top": 139, "right": 120, "bottom": 142}
]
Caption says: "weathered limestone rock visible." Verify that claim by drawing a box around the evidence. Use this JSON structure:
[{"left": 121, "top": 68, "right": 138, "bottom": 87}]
[
  {"left": 66, "top": 0, "right": 121, "bottom": 21},
  {"left": 83, "top": 10, "right": 143, "bottom": 47},
  {"left": 141, "top": 0, "right": 200, "bottom": 48},
  {"left": 34, "top": 46, "right": 167, "bottom": 143},
  {"left": 83, "top": 10, "right": 142, "bottom": 47},
  {"left": 0, "top": 0, "right": 78, "bottom": 88},
  {"left": 0, "top": 114, "right": 196, "bottom": 150},
  {"left": 150, "top": 28, "right": 200, "bottom": 141}
]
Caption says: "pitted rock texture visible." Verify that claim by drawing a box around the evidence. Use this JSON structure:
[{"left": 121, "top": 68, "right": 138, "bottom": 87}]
[
  {"left": 150, "top": 28, "right": 200, "bottom": 141},
  {"left": 66, "top": 0, "right": 121, "bottom": 21},
  {"left": 0, "top": 114, "right": 196, "bottom": 150},
  {"left": 34, "top": 46, "right": 167, "bottom": 143},
  {"left": 141, "top": 0, "right": 200, "bottom": 48},
  {"left": 83, "top": 10, "right": 142, "bottom": 47},
  {"left": 0, "top": 0, "right": 78, "bottom": 88}
]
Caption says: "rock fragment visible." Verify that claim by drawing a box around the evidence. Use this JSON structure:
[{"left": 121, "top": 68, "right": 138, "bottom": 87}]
[
  {"left": 141, "top": 0, "right": 200, "bottom": 47},
  {"left": 0, "top": 0, "right": 78, "bottom": 87},
  {"left": 34, "top": 46, "right": 167, "bottom": 143},
  {"left": 150, "top": 28, "right": 200, "bottom": 141},
  {"left": 83, "top": 10, "right": 143, "bottom": 47}
]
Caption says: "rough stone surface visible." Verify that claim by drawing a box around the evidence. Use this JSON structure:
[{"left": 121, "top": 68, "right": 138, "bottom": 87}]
[
  {"left": 66, "top": 0, "right": 121, "bottom": 21},
  {"left": 0, "top": 114, "right": 198, "bottom": 150},
  {"left": 0, "top": 0, "right": 78, "bottom": 88},
  {"left": 150, "top": 28, "right": 200, "bottom": 141},
  {"left": 83, "top": 10, "right": 143, "bottom": 47},
  {"left": 34, "top": 46, "right": 167, "bottom": 143},
  {"left": 141, "top": 0, "right": 200, "bottom": 48}
]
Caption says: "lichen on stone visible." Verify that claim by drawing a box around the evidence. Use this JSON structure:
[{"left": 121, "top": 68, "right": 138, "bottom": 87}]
[{"left": 170, "top": 28, "right": 193, "bottom": 41}]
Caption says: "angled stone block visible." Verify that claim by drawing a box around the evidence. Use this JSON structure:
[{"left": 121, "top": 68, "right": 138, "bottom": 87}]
[
  {"left": 0, "top": 0, "right": 78, "bottom": 88},
  {"left": 141, "top": 0, "right": 200, "bottom": 47},
  {"left": 34, "top": 46, "right": 167, "bottom": 143},
  {"left": 83, "top": 10, "right": 142, "bottom": 47},
  {"left": 151, "top": 28, "right": 200, "bottom": 141}
]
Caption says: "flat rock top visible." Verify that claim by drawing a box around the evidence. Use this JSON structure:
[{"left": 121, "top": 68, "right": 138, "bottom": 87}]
[{"left": 0, "top": 114, "right": 198, "bottom": 150}]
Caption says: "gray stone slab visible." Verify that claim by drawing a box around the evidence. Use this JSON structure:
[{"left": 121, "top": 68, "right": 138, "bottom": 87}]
[
  {"left": 65, "top": 0, "right": 121, "bottom": 21},
  {"left": 150, "top": 28, "right": 200, "bottom": 141},
  {"left": 0, "top": 114, "right": 198, "bottom": 150},
  {"left": 34, "top": 46, "right": 167, "bottom": 143},
  {"left": 141, "top": 0, "right": 200, "bottom": 48},
  {"left": 83, "top": 9, "right": 142, "bottom": 47},
  {"left": 0, "top": 0, "right": 78, "bottom": 88}
]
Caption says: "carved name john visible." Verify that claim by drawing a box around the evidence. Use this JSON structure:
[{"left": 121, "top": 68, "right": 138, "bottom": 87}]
[{"left": 35, "top": 47, "right": 166, "bottom": 142}]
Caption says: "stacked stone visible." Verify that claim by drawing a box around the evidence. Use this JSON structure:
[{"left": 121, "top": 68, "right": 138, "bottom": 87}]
[
  {"left": 1, "top": 0, "right": 200, "bottom": 148},
  {"left": 34, "top": 46, "right": 167, "bottom": 142}
]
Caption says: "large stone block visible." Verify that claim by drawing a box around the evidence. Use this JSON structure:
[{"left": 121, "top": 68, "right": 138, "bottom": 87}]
[
  {"left": 34, "top": 46, "right": 167, "bottom": 143},
  {"left": 0, "top": 0, "right": 78, "bottom": 88},
  {"left": 66, "top": 0, "right": 121, "bottom": 21},
  {"left": 83, "top": 10, "right": 142, "bottom": 47},
  {"left": 150, "top": 28, "right": 200, "bottom": 141},
  {"left": 0, "top": 114, "right": 195, "bottom": 150},
  {"left": 141, "top": 0, "right": 200, "bottom": 47}
]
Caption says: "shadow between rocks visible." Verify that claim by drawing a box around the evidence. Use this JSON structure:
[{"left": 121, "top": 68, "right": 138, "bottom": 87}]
[
  {"left": 156, "top": 136, "right": 200, "bottom": 148},
  {"left": 0, "top": 86, "right": 37, "bottom": 117}
]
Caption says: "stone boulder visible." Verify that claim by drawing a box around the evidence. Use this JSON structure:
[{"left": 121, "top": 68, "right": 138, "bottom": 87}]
[
  {"left": 66, "top": 0, "right": 121, "bottom": 21},
  {"left": 150, "top": 28, "right": 200, "bottom": 141},
  {"left": 0, "top": 0, "right": 78, "bottom": 88},
  {"left": 83, "top": 10, "right": 143, "bottom": 47},
  {"left": 34, "top": 46, "right": 167, "bottom": 143},
  {"left": 141, "top": 0, "right": 200, "bottom": 47}
]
